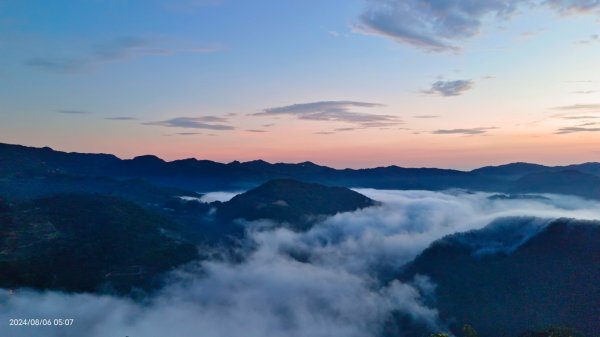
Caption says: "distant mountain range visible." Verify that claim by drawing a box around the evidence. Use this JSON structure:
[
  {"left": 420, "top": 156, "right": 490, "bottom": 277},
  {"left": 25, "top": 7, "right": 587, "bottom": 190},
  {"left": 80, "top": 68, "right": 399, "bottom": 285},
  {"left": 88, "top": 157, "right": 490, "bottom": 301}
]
[{"left": 2, "top": 142, "right": 600, "bottom": 199}]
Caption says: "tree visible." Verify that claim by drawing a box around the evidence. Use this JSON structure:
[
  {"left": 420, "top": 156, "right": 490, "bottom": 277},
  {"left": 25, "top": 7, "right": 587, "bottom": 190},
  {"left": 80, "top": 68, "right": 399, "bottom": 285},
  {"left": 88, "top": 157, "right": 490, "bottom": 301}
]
[{"left": 463, "top": 324, "right": 479, "bottom": 337}]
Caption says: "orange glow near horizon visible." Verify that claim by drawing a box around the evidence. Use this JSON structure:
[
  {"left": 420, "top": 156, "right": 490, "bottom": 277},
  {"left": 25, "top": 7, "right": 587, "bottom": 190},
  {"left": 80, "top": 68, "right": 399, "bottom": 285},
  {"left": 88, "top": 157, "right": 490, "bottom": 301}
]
[
  {"left": 4, "top": 120, "right": 600, "bottom": 170},
  {"left": 2, "top": 0, "right": 600, "bottom": 171}
]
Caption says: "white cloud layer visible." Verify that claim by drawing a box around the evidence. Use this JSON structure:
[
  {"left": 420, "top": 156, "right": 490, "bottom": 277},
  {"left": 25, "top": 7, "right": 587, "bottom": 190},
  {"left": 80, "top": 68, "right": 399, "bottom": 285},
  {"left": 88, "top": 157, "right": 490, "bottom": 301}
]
[
  {"left": 199, "top": 191, "right": 243, "bottom": 202},
  {"left": 3, "top": 190, "right": 600, "bottom": 337}
]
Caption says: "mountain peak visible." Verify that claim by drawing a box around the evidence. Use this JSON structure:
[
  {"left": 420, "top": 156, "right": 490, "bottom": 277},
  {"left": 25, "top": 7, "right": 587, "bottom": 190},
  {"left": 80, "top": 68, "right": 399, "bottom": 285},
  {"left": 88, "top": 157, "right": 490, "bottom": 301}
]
[
  {"left": 244, "top": 159, "right": 270, "bottom": 165},
  {"left": 131, "top": 154, "right": 165, "bottom": 163},
  {"left": 217, "top": 179, "right": 376, "bottom": 230}
]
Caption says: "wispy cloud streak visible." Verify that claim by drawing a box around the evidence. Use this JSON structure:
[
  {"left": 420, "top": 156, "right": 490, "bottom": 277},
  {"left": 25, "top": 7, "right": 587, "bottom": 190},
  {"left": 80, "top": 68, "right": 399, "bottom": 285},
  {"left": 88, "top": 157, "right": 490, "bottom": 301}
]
[
  {"left": 144, "top": 116, "right": 234, "bottom": 130},
  {"left": 254, "top": 101, "right": 401, "bottom": 128}
]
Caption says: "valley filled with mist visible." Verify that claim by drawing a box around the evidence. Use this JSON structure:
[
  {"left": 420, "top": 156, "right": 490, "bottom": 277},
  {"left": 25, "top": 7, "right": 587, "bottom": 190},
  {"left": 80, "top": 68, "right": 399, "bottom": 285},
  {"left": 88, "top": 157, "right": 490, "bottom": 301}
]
[
  {"left": 2, "top": 144, "right": 600, "bottom": 337},
  {"left": 4, "top": 0, "right": 600, "bottom": 336}
]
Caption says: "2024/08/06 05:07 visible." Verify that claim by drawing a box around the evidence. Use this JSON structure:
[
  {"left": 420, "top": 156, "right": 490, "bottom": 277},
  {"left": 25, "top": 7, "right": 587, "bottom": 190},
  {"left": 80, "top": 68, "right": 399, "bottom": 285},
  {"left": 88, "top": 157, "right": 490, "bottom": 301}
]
[{"left": 9, "top": 318, "right": 74, "bottom": 326}]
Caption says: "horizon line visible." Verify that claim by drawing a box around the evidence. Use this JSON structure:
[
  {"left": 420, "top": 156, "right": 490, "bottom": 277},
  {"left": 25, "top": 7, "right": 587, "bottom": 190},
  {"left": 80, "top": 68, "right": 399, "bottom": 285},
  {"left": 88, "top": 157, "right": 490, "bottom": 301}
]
[{"left": 3, "top": 141, "right": 599, "bottom": 172}]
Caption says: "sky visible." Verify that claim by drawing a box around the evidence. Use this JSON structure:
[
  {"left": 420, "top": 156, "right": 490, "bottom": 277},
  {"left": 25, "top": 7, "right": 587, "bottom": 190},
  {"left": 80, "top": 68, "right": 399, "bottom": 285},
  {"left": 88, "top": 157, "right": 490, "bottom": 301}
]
[{"left": 0, "top": 0, "right": 599, "bottom": 169}]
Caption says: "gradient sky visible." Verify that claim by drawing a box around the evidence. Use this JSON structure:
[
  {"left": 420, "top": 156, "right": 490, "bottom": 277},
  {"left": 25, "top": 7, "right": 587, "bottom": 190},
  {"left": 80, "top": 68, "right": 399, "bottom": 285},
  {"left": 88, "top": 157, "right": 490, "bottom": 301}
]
[{"left": 1, "top": 0, "right": 600, "bottom": 169}]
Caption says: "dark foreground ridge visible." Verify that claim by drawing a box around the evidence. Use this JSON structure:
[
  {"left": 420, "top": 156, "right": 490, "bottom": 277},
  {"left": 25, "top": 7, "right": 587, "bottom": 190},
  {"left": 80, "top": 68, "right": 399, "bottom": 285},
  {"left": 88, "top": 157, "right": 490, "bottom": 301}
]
[
  {"left": 0, "top": 178, "right": 376, "bottom": 293},
  {"left": 0, "top": 194, "right": 198, "bottom": 293},
  {"left": 401, "top": 217, "right": 600, "bottom": 337}
]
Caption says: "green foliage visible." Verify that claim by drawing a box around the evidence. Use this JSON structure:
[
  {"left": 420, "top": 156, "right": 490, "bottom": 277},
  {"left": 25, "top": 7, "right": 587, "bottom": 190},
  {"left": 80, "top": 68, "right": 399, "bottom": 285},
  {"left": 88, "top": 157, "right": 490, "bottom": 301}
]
[
  {"left": 0, "top": 193, "right": 198, "bottom": 293},
  {"left": 402, "top": 217, "right": 600, "bottom": 337},
  {"left": 519, "top": 327, "right": 585, "bottom": 337},
  {"left": 0, "top": 197, "right": 11, "bottom": 225},
  {"left": 218, "top": 179, "right": 376, "bottom": 230},
  {"left": 463, "top": 324, "right": 479, "bottom": 337},
  {"left": 429, "top": 325, "right": 586, "bottom": 337},
  {"left": 429, "top": 324, "right": 478, "bottom": 337}
]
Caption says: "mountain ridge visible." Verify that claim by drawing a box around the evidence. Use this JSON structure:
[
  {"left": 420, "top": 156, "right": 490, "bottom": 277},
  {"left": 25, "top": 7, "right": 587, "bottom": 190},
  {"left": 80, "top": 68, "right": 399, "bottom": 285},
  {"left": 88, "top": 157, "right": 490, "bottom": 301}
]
[
  {"left": 7, "top": 141, "right": 598, "bottom": 173},
  {"left": 2, "top": 142, "right": 600, "bottom": 199},
  {"left": 216, "top": 178, "right": 376, "bottom": 230},
  {"left": 401, "top": 217, "right": 600, "bottom": 337}
]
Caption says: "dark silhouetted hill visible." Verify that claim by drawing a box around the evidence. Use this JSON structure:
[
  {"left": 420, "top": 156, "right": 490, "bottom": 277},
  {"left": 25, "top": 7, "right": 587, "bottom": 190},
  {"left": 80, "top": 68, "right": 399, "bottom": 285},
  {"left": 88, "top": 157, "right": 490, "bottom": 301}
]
[
  {"left": 510, "top": 170, "right": 600, "bottom": 199},
  {"left": 471, "top": 162, "right": 550, "bottom": 179},
  {"left": 401, "top": 217, "right": 600, "bottom": 337},
  {"left": 0, "top": 194, "right": 198, "bottom": 293},
  {"left": 216, "top": 179, "right": 376, "bottom": 230}
]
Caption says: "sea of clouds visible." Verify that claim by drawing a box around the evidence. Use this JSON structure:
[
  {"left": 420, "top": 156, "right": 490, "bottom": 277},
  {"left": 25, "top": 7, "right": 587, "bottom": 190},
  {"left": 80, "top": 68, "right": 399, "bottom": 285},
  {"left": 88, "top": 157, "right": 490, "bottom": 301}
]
[{"left": 2, "top": 189, "right": 600, "bottom": 337}]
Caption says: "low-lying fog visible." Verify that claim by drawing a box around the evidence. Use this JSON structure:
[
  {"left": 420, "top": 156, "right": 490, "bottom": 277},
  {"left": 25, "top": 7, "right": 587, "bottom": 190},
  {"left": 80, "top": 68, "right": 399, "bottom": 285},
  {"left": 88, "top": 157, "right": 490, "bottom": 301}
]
[{"left": 3, "top": 189, "right": 600, "bottom": 337}]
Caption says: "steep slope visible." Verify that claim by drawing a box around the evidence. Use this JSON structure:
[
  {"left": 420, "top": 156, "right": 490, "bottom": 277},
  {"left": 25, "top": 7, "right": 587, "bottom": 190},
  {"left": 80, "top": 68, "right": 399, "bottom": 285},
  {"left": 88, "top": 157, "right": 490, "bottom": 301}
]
[
  {"left": 401, "top": 217, "right": 600, "bottom": 337},
  {"left": 0, "top": 194, "right": 198, "bottom": 293},
  {"left": 216, "top": 179, "right": 376, "bottom": 230}
]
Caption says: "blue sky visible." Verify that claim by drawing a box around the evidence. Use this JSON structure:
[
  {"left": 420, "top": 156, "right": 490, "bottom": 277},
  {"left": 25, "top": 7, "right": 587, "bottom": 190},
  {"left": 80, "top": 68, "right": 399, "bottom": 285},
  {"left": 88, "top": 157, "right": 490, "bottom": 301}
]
[{"left": 1, "top": 0, "right": 599, "bottom": 168}]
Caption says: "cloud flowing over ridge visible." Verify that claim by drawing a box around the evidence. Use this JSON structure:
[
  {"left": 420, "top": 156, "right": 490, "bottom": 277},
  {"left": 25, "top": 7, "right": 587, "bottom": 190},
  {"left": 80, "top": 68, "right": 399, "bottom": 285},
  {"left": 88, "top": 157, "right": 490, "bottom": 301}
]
[{"left": 3, "top": 190, "right": 600, "bottom": 337}]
